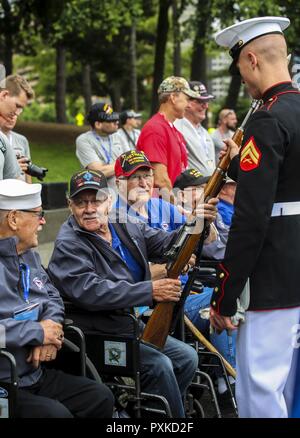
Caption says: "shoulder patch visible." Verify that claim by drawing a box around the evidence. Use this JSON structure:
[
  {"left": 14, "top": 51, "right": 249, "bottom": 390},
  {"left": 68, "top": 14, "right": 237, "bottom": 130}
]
[{"left": 240, "top": 136, "right": 261, "bottom": 172}]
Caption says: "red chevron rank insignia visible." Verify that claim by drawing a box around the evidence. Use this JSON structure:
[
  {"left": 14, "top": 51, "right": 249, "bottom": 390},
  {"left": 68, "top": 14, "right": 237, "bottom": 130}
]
[{"left": 240, "top": 136, "right": 261, "bottom": 171}]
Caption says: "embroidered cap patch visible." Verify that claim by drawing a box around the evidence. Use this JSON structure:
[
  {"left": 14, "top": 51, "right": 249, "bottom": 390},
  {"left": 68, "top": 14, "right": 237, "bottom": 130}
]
[{"left": 240, "top": 136, "right": 261, "bottom": 171}]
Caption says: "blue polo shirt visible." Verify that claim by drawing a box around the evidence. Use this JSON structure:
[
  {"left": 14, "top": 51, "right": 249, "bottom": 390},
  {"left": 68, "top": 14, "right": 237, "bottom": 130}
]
[
  {"left": 109, "top": 223, "right": 148, "bottom": 316},
  {"left": 115, "top": 196, "right": 185, "bottom": 231}
]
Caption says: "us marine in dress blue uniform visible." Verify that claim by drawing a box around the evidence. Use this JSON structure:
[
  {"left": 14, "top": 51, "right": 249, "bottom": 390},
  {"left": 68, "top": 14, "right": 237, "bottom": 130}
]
[{"left": 209, "top": 16, "right": 300, "bottom": 418}]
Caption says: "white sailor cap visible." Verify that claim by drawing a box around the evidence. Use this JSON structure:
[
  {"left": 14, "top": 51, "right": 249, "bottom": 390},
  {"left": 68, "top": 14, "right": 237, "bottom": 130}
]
[
  {"left": 0, "top": 179, "right": 42, "bottom": 210},
  {"left": 215, "top": 16, "right": 290, "bottom": 74}
]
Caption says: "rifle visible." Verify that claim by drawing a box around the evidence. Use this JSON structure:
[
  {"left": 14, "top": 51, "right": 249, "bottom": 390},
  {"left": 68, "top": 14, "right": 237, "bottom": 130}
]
[{"left": 141, "top": 99, "right": 261, "bottom": 350}]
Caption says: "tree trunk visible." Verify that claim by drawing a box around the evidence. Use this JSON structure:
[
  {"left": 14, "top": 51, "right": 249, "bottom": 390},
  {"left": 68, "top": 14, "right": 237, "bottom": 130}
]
[
  {"left": 82, "top": 64, "right": 92, "bottom": 113},
  {"left": 151, "top": 0, "right": 171, "bottom": 115},
  {"left": 190, "top": 0, "right": 211, "bottom": 82},
  {"left": 110, "top": 80, "right": 122, "bottom": 112},
  {"left": 3, "top": 32, "right": 13, "bottom": 75},
  {"left": 55, "top": 44, "right": 67, "bottom": 124},
  {"left": 1, "top": 0, "right": 13, "bottom": 75},
  {"left": 224, "top": 75, "right": 242, "bottom": 110},
  {"left": 172, "top": 0, "right": 181, "bottom": 76},
  {"left": 130, "top": 20, "right": 138, "bottom": 110}
]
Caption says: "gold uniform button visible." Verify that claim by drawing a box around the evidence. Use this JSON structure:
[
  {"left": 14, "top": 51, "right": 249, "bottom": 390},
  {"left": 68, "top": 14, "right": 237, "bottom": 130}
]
[
  {"left": 212, "top": 301, "right": 216, "bottom": 307},
  {"left": 214, "top": 287, "right": 219, "bottom": 292},
  {"left": 220, "top": 273, "right": 224, "bottom": 279}
]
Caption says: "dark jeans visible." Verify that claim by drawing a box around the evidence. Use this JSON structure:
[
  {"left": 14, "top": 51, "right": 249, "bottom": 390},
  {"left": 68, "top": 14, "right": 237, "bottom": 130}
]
[
  {"left": 140, "top": 335, "right": 198, "bottom": 417},
  {"left": 16, "top": 368, "right": 114, "bottom": 418}
]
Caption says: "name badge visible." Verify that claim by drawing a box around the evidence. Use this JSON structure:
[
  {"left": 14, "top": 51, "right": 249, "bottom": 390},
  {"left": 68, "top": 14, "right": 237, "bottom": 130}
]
[{"left": 13, "top": 302, "right": 39, "bottom": 322}]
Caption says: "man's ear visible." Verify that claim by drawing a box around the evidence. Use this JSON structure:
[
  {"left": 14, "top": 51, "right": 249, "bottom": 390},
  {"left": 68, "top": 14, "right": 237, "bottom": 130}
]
[
  {"left": 248, "top": 51, "right": 258, "bottom": 70},
  {"left": 0, "top": 89, "right": 9, "bottom": 101},
  {"left": 94, "top": 121, "right": 102, "bottom": 130},
  {"left": 67, "top": 198, "right": 73, "bottom": 214},
  {"left": 6, "top": 210, "right": 18, "bottom": 231}
]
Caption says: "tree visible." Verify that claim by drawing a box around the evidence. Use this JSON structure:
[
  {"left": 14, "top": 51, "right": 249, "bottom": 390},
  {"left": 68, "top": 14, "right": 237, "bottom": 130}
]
[
  {"left": 189, "top": 0, "right": 214, "bottom": 82},
  {"left": 151, "top": 0, "right": 171, "bottom": 114}
]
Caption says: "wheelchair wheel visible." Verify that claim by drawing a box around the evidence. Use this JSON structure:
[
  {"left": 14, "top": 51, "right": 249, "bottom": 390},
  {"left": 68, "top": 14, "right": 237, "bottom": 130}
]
[{"left": 185, "top": 395, "right": 205, "bottom": 418}]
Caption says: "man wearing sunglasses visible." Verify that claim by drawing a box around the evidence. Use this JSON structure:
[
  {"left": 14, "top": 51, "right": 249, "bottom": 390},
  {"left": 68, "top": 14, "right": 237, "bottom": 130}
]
[{"left": 0, "top": 179, "right": 114, "bottom": 417}]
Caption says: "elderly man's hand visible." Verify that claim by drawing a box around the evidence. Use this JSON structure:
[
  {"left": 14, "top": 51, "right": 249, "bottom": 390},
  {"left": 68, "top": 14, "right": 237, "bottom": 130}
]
[
  {"left": 209, "top": 307, "right": 238, "bottom": 333},
  {"left": 27, "top": 345, "right": 58, "bottom": 369},
  {"left": 152, "top": 278, "right": 182, "bottom": 302},
  {"left": 39, "top": 319, "right": 64, "bottom": 349}
]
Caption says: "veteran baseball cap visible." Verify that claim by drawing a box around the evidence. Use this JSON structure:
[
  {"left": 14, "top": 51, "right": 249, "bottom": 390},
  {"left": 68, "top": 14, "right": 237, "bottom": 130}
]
[
  {"left": 158, "top": 76, "right": 200, "bottom": 99},
  {"left": 173, "top": 169, "right": 210, "bottom": 190},
  {"left": 0, "top": 179, "right": 42, "bottom": 210},
  {"left": 215, "top": 16, "right": 290, "bottom": 75},
  {"left": 189, "top": 81, "right": 214, "bottom": 100},
  {"left": 119, "top": 110, "right": 136, "bottom": 124},
  {"left": 115, "top": 150, "right": 153, "bottom": 178},
  {"left": 87, "top": 102, "right": 119, "bottom": 125},
  {"left": 69, "top": 170, "right": 108, "bottom": 198}
]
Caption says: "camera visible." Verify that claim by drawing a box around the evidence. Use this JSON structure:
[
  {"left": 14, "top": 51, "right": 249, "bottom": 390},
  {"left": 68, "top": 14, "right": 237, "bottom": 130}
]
[
  {"left": 16, "top": 154, "right": 48, "bottom": 181},
  {"left": 26, "top": 162, "right": 48, "bottom": 181}
]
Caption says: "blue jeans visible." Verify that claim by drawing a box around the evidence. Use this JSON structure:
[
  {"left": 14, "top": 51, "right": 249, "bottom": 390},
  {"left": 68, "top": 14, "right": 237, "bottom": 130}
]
[
  {"left": 184, "top": 287, "right": 236, "bottom": 374},
  {"left": 140, "top": 335, "right": 198, "bottom": 417}
]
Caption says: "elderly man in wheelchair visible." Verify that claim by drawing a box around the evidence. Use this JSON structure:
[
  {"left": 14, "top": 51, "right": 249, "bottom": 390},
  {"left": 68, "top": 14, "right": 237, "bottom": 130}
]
[
  {"left": 48, "top": 167, "right": 199, "bottom": 418},
  {"left": 0, "top": 179, "right": 114, "bottom": 418}
]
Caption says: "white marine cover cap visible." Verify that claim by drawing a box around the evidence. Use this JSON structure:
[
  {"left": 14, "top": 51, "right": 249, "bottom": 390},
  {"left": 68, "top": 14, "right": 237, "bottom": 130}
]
[
  {"left": 215, "top": 16, "right": 290, "bottom": 74},
  {"left": 0, "top": 179, "right": 42, "bottom": 210}
]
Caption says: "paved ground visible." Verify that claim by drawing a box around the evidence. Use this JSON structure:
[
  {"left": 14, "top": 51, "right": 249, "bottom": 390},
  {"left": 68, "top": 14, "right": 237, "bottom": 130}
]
[{"left": 37, "top": 241, "right": 54, "bottom": 267}]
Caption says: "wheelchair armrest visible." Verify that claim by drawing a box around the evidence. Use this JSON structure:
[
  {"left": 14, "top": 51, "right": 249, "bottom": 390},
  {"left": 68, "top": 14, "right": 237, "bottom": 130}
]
[{"left": 0, "top": 349, "right": 18, "bottom": 384}]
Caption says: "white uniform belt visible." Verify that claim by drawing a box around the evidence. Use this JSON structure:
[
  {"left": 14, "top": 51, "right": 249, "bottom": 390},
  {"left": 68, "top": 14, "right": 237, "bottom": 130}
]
[{"left": 271, "top": 201, "right": 300, "bottom": 217}]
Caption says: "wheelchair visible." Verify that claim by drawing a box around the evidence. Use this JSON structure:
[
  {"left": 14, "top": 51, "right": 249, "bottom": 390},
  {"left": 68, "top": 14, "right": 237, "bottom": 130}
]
[
  {"left": 63, "top": 303, "right": 172, "bottom": 418},
  {"left": 172, "top": 262, "right": 238, "bottom": 417},
  {"left": 0, "top": 321, "right": 101, "bottom": 418}
]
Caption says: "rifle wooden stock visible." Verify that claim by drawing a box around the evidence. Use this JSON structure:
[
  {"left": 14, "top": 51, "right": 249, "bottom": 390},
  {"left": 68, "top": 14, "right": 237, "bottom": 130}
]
[
  {"left": 142, "top": 100, "right": 261, "bottom": 350},
  {"left": 184, "top": 315, "right": 236, "bottom": 379}
]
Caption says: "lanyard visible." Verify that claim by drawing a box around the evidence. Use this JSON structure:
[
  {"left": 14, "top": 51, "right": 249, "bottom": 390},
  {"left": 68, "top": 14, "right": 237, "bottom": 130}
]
[
  {"left": 93, "top": 131, "right": 112, "bottom": 164},
  {"left": 19, "top": 263, "right": 30, "bottom": 303}
]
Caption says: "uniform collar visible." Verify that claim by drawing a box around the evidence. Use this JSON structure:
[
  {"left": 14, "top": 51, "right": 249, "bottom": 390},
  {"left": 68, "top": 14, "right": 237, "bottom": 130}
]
[{"left": 262, "top": 81, "right": 294, "bottom": 103}]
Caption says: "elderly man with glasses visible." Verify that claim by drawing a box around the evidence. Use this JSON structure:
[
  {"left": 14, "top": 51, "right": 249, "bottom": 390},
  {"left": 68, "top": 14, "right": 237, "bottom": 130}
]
[
  {"left": 0, "top": 179, "right": 114, "bottom": 418},
  {"left": 48, "top": 167, "right": 199, "bottom": 418},
  {"left": 174, "top": 81, "right": 216, "bottom": 176}
]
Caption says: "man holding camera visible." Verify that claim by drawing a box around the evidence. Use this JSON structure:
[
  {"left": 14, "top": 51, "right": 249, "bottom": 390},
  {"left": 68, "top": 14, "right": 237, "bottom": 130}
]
[{"left": 0, "top": 74, "right": 48, "bottom": 183}]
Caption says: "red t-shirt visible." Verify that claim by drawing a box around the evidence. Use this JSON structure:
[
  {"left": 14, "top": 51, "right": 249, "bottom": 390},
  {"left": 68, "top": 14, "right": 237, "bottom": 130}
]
[{"left": 136, "top": 113, "right": 188, "bottom": 185}]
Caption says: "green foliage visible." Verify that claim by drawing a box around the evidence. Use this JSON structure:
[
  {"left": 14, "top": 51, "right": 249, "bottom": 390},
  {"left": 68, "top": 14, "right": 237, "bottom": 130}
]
[{"left": 29, "top": 141, "right": 80, "bottom": 183}]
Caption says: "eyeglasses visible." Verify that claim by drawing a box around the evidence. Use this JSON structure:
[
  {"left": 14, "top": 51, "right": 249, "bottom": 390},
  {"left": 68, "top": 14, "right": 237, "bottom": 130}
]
[
  {"left": 18, "top": 209, "right": 45, "bottom": 219},
  {"left": 72, "top": 197, "right": 108, "bottom": 208},
  {"left": 120, "top": 174, "right": 154, "bottom": 182}
]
